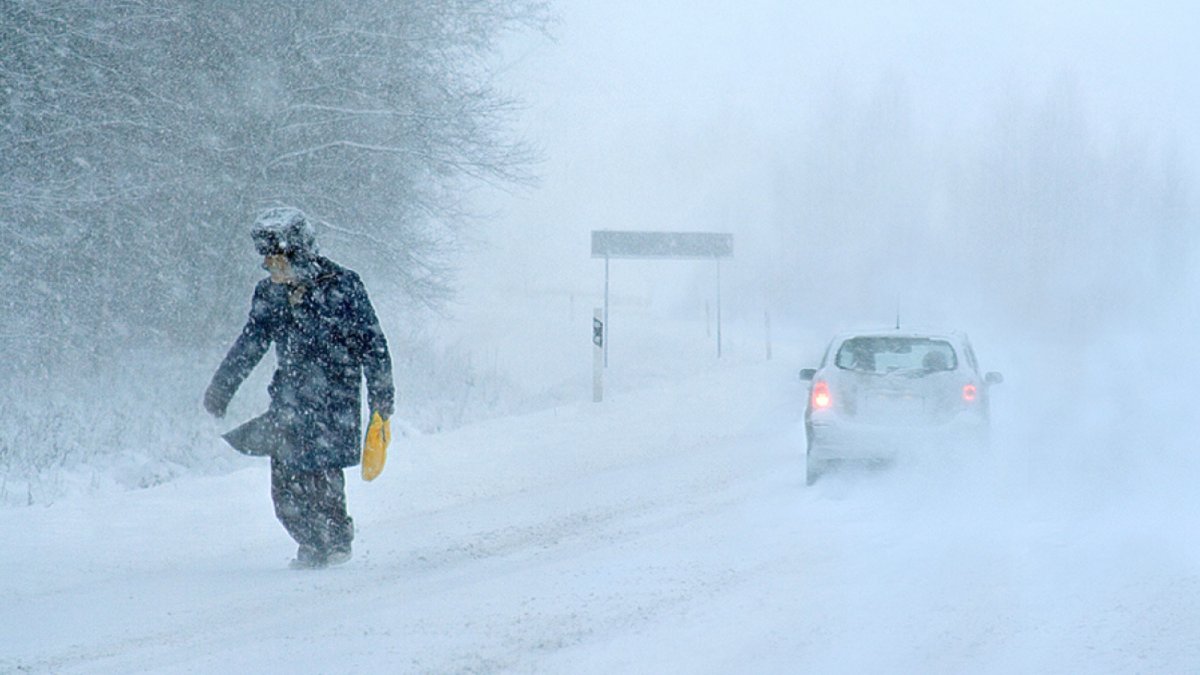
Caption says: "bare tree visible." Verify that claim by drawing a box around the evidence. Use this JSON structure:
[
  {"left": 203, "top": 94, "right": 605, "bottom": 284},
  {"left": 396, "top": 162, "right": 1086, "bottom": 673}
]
[{"left": 0, "top": 0, "right": 548, "bottom": 364}]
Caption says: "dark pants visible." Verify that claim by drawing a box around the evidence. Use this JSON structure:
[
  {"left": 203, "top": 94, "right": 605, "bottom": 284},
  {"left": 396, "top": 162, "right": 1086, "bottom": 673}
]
[{"left": 270, "top": 457, "right": 354, "bottom": 557}]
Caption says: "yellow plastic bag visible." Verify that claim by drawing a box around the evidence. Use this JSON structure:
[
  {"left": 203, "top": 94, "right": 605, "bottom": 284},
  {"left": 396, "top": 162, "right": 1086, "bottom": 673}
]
[{"left": 362, "top": 411, "right": 390, "bottom": 481}]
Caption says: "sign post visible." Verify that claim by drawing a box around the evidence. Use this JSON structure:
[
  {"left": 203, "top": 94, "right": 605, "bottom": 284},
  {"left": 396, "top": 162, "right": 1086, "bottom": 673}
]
[
  {"left": 593, "top": 307, "right": 604, "bottom": 402},
  {"left": 604, "top": 256, "right": 610, "bottom": 367},
  {"left": 716, "top": 259, "right": 722, "bottom": 359},
  {"left": 591, "top": 230, "right": 734, "bottom": 366}
]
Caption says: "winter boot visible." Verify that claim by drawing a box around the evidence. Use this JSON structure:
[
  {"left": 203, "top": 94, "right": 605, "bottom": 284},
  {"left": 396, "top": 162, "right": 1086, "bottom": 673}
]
[
  {"left": 324, "top": 546, "right": 352, "bottom": 567},
  {"left": 288, "top": 546, "right": 324, "bottom": 570}
]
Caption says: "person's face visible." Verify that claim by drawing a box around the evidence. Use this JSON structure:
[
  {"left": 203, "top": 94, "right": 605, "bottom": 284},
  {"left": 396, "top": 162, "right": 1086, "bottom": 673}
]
[{"left": 263, "top": 254, "right": 295, "bottom": 284}]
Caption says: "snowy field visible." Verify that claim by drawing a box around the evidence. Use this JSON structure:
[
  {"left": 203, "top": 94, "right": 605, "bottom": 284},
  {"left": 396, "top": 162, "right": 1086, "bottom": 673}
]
[{"left": 3, "top": 314, "right": 1199, "bottom": 674}]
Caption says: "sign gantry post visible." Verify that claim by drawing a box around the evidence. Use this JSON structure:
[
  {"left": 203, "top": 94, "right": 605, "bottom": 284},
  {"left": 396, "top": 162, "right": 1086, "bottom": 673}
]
[
  {"left": 716, "top": 257, "right": 722, "bottom": 359},
  {"left": 593, "top": 307, "right": 604, "bottom": 402},
  {"left": 604, "top": 255, "right": 610, "bottom": 367},
  {"left": 590, "top": 230, "right": 734, "bottom": 369}
]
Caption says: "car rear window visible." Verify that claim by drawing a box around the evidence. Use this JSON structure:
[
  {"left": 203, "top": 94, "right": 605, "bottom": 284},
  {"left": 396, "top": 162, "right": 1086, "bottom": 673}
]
[{"left": 834, "top": 337, "right": 958, "bottom": 373}]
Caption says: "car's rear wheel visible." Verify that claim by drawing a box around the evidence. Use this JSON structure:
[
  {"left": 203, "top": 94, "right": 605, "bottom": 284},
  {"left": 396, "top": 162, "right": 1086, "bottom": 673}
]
[
  {"left": 805, "top": 458, "right": 823, "bottom": 486},
  {"left": 805, "top": 425, "right": 823, "bottom": 486}
]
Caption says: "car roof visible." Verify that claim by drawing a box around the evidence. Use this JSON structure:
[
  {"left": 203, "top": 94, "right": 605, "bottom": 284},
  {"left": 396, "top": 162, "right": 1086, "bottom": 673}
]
[{"left": 828, "top": 327, "right": 970, "bottom": 345}]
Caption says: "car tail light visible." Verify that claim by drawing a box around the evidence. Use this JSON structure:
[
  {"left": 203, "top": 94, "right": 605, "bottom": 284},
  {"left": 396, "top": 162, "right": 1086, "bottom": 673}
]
[
  {"left": 812, "top": 381, "right": 832, "bottom": 410},
  {"left": 962, "top": 383, "right": 978, "bottom": 402}
]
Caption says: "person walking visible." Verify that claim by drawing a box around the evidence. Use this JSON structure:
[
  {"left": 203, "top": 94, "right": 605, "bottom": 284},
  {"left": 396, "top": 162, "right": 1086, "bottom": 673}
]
[{"left": 204, "top": 207, "right": 394, "bottom": 569}]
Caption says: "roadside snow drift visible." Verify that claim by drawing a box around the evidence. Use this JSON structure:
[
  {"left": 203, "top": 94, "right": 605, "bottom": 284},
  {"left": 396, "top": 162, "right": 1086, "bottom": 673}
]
[{"left": 3, "top": 351, "right": 1199, "bottom": 673}]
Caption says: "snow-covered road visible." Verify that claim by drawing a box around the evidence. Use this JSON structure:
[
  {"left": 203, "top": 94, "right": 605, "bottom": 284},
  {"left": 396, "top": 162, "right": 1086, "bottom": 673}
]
[{"left": 3, "top": 357, "right": 1199, "bottom": 673}]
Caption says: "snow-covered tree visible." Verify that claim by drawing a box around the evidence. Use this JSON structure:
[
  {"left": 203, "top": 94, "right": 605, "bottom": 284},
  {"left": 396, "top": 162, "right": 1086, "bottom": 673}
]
[{"left": 0, "top": 0, "right": 547, "bottom": 364}]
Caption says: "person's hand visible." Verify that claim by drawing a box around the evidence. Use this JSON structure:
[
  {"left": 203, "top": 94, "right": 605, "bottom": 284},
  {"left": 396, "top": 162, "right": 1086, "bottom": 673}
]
[
  {"left": 362, "top": 411, "right": 390, "bottom": 481},
  {"left": 203, "top": 385, "right": 228, "bottom": 418}
]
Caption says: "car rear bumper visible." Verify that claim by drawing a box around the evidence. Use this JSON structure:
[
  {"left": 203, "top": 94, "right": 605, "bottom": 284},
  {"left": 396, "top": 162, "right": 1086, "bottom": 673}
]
[{"left": 807, "top": 414, "right": 988, "bottom": 462}]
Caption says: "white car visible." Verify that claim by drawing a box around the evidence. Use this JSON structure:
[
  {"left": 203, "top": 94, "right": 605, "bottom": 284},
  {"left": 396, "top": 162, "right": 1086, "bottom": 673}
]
[{"left": 800, "top": 329, "right": 1002, "bottom": 485}]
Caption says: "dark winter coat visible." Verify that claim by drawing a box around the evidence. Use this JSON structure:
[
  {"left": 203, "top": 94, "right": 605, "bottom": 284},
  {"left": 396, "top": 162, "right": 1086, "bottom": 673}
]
[{"left": 206, "top": 256, "right": 394, "bottom": 471}]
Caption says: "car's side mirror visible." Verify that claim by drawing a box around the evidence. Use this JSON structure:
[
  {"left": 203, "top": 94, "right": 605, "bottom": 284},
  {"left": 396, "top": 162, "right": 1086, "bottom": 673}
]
[
  {"left": 985, "top": 371, "right": 1004, "bottom": 385},
  {"left": 799, "top": 368, "right": 817, "bottom": 381}
]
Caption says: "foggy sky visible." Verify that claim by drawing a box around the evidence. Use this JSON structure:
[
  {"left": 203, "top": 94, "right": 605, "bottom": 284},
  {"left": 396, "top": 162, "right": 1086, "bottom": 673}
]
[{"left": 463, "top": 0, "right": 1198, "bottom": 338}]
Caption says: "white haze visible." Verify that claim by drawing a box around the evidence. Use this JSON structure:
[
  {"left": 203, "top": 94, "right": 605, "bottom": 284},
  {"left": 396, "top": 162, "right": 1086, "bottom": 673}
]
[
  {"left": 460, "top": 0, "right": 1198, "bottom": 333},
  {"left": 450, "top": 0, "right": 1200, "bottom": 474},
  {"left": 435, "top": 1, "right": 1200, "bottom": 662},
  {"left": 5, "top": 1, "right": 1200, "bottom": 672}
]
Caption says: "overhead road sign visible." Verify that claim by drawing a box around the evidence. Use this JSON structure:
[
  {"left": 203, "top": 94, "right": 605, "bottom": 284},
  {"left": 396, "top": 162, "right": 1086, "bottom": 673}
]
[
  {"left": 591, "top": 230, "right": 734, "bottom": 370},
  {"left": 591, "top": 231, "right": 733, "bottom": 260}
]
